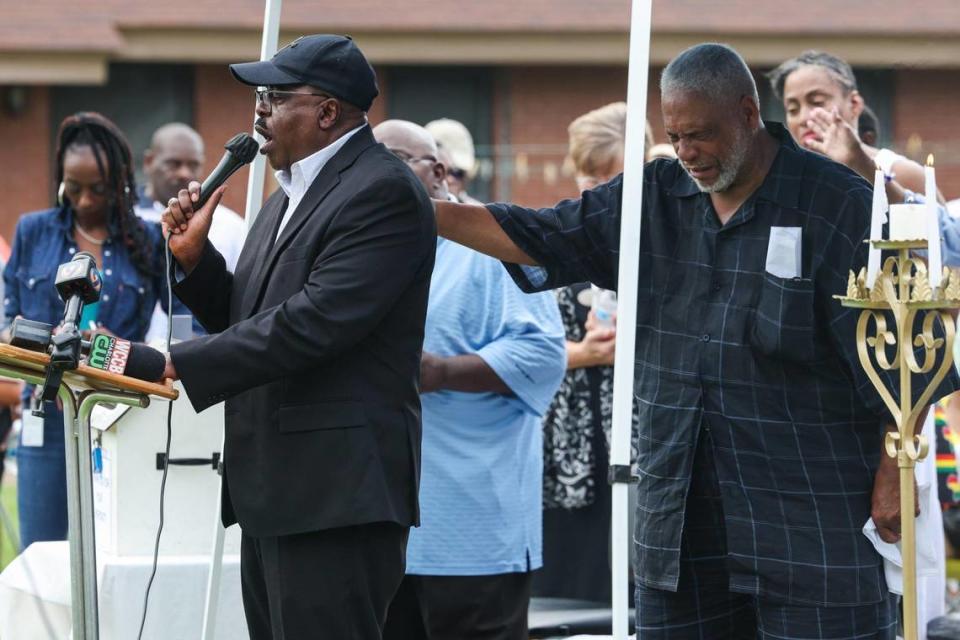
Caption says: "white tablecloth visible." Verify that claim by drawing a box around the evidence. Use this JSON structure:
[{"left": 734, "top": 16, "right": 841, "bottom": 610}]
[{"left": 0, "top": 541, "right": 247, "bottom": 639}]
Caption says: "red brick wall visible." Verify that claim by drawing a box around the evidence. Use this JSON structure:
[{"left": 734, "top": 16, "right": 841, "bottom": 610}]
[
  {"left": 0, "top": 87, "right": 52, "bottom": 245},
  {"left": 504, "top": 66, "right": 664, "bottom": 208},
  {"left": 893, "top": 69, "right": 960, "bottom": 201}
]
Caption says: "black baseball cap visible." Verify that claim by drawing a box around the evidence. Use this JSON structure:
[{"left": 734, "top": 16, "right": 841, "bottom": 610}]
[{"left": 230, "top": 34, "right": 379, "bottom": 111}]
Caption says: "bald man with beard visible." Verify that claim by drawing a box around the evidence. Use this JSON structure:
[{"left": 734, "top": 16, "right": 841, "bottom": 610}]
[{"left": 375, "top": 120, "right": 567, "bottom": 640}]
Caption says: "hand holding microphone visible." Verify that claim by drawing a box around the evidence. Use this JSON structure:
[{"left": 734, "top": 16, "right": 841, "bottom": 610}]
[
  {"left": 162, "top": 132, "right": 259, "bottom": 273},
  {"left": 162, "top": 182, "right": 226, "bottom": 274}
]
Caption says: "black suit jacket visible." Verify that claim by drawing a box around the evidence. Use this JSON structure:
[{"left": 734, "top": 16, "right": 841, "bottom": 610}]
[{"left": 169, "top": 126, "right": 436, "bottom": 537}]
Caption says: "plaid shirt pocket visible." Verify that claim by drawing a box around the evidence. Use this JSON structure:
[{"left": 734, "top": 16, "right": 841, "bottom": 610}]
[{"left": 751, "top": 273, "right": 818, "bottom": 363}]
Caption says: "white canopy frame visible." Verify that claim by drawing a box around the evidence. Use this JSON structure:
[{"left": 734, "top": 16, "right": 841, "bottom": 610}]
[
  {"left": 609, "top": 1, "right": 653, "bottom": 638},
  {"left": 201, "top": 2, "right": 282, "bottom": 638}
]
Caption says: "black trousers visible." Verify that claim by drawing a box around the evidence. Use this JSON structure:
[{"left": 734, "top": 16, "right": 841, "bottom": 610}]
[
  {"left": 382, "top": 572, "right": 532, "bottom": 640},
  {"left": 241, "top": 522, "right": 409, "bottom": 640}
]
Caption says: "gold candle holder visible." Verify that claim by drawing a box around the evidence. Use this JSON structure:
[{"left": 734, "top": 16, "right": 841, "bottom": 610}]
[{"left": 835, "top": 239, "right": 959, "bottom": 640}]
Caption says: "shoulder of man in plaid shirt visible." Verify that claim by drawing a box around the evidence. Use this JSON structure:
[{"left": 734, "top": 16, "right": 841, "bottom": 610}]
[{"left": 488, "top": 122, "right": 960, "bottom": 606}]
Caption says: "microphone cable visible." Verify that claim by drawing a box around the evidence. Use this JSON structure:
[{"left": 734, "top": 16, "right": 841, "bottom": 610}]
[
  {"left": 130, "top": 136, "right": 256, "bottom": 637},
  {"left": 136, "top": 232, "right": 176, "bottom": 640}
]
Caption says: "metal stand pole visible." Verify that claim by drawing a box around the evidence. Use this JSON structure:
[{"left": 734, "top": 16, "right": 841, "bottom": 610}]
[
  {"left": 60, "top": 386, "right": 86, "bottom": 639},
  {"left": 201, "top": 493, "right": 227, "bottom": 640},
  {"left": 840, "top": 245, "right": 958, "bottom": 640},
  {"left": 243, "top": 0, "right": 283, "bottom": 230},
  {"left": 610, "top": 1, "right": 652, "bottom": 638},
  {"left": 203, "top": 1, "right": 283, "bottom": 637},
  {"left": 0, "top": 354, "right": 168, "bottom": 639},
  {"left": 73, "top": 391, "right": 149, "bottom": 639}
]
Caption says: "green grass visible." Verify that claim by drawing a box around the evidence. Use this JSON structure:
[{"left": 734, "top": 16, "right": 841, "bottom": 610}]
[{"left": 0, "top": 479, "right": 19, "bottom": 571}]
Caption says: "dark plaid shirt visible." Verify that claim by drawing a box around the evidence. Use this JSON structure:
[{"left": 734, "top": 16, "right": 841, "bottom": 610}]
[{"left": 488, "top": 122, "right": 960, "bottom": 606}]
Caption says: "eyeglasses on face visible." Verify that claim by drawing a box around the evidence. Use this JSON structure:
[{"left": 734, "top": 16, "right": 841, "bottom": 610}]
[
  {"left": 255, "top": 87, "right": 333, "bottom": 108},
  {"left": 388, "top": 148, "right": 438, "bottom": 165}
]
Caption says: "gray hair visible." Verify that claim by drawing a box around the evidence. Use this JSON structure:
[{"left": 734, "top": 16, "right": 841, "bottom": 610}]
[
  {"left": 766, "top": 50, "right": 857, "bottom": 101},
  {"left": 660, "top": 43, "right": 759, "bottom": 108}
]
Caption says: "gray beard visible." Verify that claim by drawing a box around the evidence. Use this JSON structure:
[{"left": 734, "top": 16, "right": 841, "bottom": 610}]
[{"left": 686, "top": 130, "right": 751, "bottom": 194}]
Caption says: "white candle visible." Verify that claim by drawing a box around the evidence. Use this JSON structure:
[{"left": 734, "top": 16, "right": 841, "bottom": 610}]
[
  {"left": 889, "top": 204, "right": 928, "bottom": 241},
  {"left": 867, "top": 167, "right": 887, "bottom": 288},
  {"left": 925, "top": 154, "right": 942, "bottom": 288}
]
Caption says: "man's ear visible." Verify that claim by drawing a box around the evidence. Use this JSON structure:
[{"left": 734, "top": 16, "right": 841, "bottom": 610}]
[
  {"left": 433, "top": 161, "right": 447, "bottom": 182},
  {"left": 143, "top": 148, "right": 155, "bottom": 172},
  {"left": 739, "top": 94, "right": 761, "bottom": 128},
  {"left": 316, "top": 98, "right": 342, "bottom": 130}
]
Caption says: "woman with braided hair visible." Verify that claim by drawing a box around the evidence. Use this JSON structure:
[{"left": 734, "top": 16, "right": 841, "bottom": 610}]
[{"left": 3, "top": 112, "right": 186, "bottom": 548}]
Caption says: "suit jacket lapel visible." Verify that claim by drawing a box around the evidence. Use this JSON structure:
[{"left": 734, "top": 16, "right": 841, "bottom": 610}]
[
  {"left": 239, "top": 125, "right": 377, "bottom": 318},
  {"left": 237, "top": 190, "right": 288, "bottom": 319}
]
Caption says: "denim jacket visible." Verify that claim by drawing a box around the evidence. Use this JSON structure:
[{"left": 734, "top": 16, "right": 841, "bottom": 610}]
[{"left": 3, "top": 206, "right": 185, "bottom": 339}]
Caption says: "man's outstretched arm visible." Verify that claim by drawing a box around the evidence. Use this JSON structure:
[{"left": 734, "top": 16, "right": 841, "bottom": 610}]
[{"left": 434, "top": 200, "right": 538, "bottom": 265}]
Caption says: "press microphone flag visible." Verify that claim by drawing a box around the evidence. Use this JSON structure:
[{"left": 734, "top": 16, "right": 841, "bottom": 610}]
[{"left": 86, "top": 333, "right": 166, "bottom": 382}]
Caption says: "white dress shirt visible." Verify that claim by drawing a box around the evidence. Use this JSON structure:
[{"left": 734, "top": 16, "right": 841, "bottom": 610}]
[{"left": 274, "top": 124, "right": 365, "bottom": 240}]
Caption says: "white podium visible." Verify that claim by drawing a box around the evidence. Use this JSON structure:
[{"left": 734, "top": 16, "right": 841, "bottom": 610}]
[
  {"left": 0, "top": 375, "right": 246, "bottom": 639},
  {"left": 91, "top": 382, "right": 240, "bottom": 557}
]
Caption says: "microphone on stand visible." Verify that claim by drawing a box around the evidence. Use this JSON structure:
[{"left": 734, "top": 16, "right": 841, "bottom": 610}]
[{"left": 34, "top": 251, "right": 103, "bottom": 413}]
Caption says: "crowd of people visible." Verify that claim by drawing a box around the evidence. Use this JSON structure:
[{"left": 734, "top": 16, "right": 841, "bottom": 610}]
[{"left": 2, "top": 33, "right": 960, "bottom": 640}]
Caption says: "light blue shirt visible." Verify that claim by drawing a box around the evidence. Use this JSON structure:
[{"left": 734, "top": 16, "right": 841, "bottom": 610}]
[{"left": 405, "top": 239, "right": 566, "bottom": 576}]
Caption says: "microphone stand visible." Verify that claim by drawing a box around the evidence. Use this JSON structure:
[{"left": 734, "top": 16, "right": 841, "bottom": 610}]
[{"left": 35, "top": 296, "right": 84, "bottom": 415}]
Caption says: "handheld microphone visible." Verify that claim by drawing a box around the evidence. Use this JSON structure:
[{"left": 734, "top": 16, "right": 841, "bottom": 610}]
[
  {"left": 196, "top": 133, "right": 260, "bottom": 208},
  {"left": 85, "top": 333, "right": 166, "bottom": 382}
]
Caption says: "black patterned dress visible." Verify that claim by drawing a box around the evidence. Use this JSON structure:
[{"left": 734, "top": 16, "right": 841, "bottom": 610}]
[{"left": 533, "top": 283, "right": 639, "bottom": 602}]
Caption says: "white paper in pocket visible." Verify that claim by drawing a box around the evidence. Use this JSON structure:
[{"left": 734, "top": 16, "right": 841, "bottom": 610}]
[{"left": 765, "top": 226, "right": 803, "bottom": 279}]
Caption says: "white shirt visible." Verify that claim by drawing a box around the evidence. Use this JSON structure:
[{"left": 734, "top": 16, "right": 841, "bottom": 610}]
[{"left": 274, "top": 124, "right": 365, "bottom": 240}]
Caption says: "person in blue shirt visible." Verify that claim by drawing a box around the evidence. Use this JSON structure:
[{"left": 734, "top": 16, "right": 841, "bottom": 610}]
[
  {"left": 3, "top": 112, "right": 183, "bottom": 549},
  {"left": 375, "top": 120, "right": 566, "bottom": 640}
]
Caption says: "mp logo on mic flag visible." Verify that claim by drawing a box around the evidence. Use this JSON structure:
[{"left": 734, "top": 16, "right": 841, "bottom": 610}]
[{"left": 87, "top": 333, "right": 131, "bottom": 375}]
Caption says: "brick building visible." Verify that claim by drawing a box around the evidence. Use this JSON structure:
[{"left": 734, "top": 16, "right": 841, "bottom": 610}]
[{"left": 0, "top": 0, "right": 958, "bottom": 242}]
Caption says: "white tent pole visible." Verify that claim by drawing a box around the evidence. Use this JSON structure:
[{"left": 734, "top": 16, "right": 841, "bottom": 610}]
[
  {"left": 243, "top": 0, "right": 283, "bottom": 229},
  {"left": 201, "top": 3, "right": 282, "bottom": 639},
  {"left": 610, "top": 0, "right": 653, "bottom": 638}
]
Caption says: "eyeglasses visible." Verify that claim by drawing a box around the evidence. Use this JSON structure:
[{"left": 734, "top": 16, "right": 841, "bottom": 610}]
[
  {"left": 388, "top": 148, "right": 438, "bottom": 165},
  {"left": 255, "top": 87, "right": 332, "bottom": 108}
]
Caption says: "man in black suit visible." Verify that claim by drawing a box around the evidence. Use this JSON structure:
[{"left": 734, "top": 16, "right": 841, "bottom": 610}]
[{"left": 160, "top": 34, "right": 436, "bottom": 639}]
